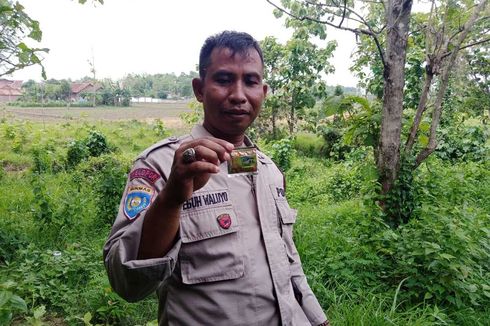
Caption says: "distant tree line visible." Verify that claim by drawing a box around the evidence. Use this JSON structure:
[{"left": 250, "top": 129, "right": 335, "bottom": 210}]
[
  {"left": 15, "top": 72, "right": 198, "bottom": 107},
  {"left": 121, "top": 72, "right": 198, "bottom": 99}
]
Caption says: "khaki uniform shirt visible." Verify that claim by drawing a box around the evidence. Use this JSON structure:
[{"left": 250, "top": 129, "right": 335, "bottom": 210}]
[{"left": 103, "top": 125, "right": 327, "bottom": 326}]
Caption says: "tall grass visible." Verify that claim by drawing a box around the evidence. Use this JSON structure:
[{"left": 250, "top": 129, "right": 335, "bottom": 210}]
[{"left": 0, "top": 119, "right": 488, "bottom": 325}]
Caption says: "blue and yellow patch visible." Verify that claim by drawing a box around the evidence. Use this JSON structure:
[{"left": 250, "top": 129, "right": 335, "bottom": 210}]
[{"left": 124, "top": 185, "right": 153, "bottom": 220}]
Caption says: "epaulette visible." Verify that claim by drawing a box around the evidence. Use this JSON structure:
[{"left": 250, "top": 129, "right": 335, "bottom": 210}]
[{"left": 136, "top": 135, "right": 184, "bottom": 160}]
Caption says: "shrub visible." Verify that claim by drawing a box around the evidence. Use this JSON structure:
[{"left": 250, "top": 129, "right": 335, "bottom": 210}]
[
  {"left": 77, "top": 154, "right": 130, "bottom": 226},
  {"left": 0, "top": 229, "right": 27, "bottom": 264},
  {"left": 383, "top": 156, "right": 421, "bottom": 227},
  {"left": 66, "top": 139, "right": 90, "bottom": 168},
  {"left": 85, "top": 130, "right": 110, "bottom": 157},
  {"left": 66, "top": 129, "right": 113, "bottom": 168},
  {"left": 389, "top": 207, "right": 490, "bottom": 309},
  {"left": 316, "top": 125, "right": 351, "bottom": 160},
  {"left": 0, "top": 281, "right": 27, "bottom": 325},
  {"left": 152, "top": 119, "right": 168, "bottom": 137},
  {"left": 4, "top": 244, "right": 101, "bottom": 315},
  {"left": 436, "top": 125, "right": 488, "bottom": 162},
  {"left": 31, "top": 147, "right": 53, "bottom": 174},
  {"left": 293, "top": 133, "right": 325, "bottom": 157},
  {"left": 270, "top": 137, "right": 295, "bottom": 172}
]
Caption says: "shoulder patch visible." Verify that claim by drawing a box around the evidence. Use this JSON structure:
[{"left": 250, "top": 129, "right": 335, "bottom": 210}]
[
  {"left": 124, "top": 185, "right": 154, "bottom": 221},
  {"left": 129, "top": 168, "right": 161, "bottom": 184}
]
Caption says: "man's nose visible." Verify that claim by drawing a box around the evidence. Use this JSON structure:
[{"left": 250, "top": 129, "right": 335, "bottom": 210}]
[{"left": 229, "top": 82, "right": 247, "bottom": 104}]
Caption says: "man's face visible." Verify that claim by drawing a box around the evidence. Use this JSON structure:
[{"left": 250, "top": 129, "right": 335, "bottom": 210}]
[{"left": 192, "top": 47, "right": 268, "bottom": 141}]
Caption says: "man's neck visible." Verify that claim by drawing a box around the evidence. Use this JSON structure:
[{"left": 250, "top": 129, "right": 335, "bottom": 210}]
[{"left": 202, "top": 124, "right": 245, "bottom": 147}]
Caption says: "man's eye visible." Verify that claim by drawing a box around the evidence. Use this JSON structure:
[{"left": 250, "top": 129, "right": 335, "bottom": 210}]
[
  {"left": 216, "top": 77, "right": 231, "bottom": 84},
  {"left": 246, "top": 78, "right": 259, "bottom": 86}
]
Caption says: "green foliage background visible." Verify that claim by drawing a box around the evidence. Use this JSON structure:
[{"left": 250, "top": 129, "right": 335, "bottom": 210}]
[{"left": 0, "top": 112, "right": 488, "bottom": 325}]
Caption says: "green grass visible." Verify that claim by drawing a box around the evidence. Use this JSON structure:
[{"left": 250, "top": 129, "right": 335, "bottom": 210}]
[{"left": 0, "top": 117, "right": 489, "bottom": 325}]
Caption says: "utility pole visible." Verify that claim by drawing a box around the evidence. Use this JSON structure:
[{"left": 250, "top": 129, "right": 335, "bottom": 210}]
[{"left": 88, "top": 49, "right": 96, "bottom": 107}]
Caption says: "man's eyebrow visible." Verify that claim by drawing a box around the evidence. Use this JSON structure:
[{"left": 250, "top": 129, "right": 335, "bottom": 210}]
[
  {"left": 244, "top": 72, "right": 262, "bottom": 79},
  {"left": 211, "top": 70, "right": 262, "bottom": 80},
  {"left": 212, "top": 70, "right": 234, "bottom": 76}
]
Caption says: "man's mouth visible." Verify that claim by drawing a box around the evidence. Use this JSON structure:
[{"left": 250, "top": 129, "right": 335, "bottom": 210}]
[{"left": 224, "top": 109, "right": 250, "bottom": 116}]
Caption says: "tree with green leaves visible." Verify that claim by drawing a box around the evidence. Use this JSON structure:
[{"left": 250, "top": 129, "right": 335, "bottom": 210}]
[
  {"left": 0, "top": 0, "right": 103, "bottom": 79},
  {"left": 260, "top": 36, "right": 287, "bottom": 138},
  {"left": 261, "top": 28, "right": 335, "bottom": 135},
  {"left": 267, "top": 0, "right": 489, "bottom": 225},
  {"left": 121, "top": 72, "right": 197, "bottom": 100},
  {"left": 0, "top": 0, "right": 48, "bottom": 78}
]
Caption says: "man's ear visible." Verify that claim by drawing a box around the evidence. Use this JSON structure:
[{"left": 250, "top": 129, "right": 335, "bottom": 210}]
[
  {"left": 192, "top": 78, "right": 204, "bottom": 102},
  {"left": 263, "top": 83, "right": 268, "bottom": 98}
]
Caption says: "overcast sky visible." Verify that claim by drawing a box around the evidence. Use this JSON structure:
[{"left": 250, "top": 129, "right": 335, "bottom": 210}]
[{"left": 10, "top": 0, "right": 360, "bottom": 87}]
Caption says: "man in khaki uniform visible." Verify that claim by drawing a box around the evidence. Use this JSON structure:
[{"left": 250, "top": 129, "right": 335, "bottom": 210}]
[{"left": 104, "top": 31, "right": 329, "bottom": 326}]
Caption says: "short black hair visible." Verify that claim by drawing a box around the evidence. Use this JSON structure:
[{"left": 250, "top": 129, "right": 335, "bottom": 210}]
[{"left": 198, "top": 31, "right": 264, "bottom": 79}]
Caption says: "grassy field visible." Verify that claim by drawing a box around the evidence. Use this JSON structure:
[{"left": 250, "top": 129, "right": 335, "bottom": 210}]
[
  {"left": 1, "top": 101, "right": 192, "bottom": 126},
  {"left": 0, "top": 105, "right": 489, "bottom": 325}
]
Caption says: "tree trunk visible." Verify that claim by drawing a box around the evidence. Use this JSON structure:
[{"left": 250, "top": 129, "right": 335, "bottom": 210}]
[
  {"left": 405, "top": 68, "right": 434, "bottom": 152},
  {"left": 415, "top": 0, "right": 488, "bottom": 166},
  {"left": 377, "top": 0, "right": 413, "bottom": 195},
  {"left": 289, "top": 106, "right": 294, "bottom": 134},
  {"left": 272, "top": 108, "right": 277, "bottom": 139}
]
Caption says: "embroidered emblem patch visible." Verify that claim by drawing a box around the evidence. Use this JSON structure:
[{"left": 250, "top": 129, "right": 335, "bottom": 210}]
[
  {"left": 129, "top": 168, "right": 161, "bottom": 184},
  {"left": 124, "top": 186, "right": 153, "bottom": 220},
  {"left": 217, "top": 213, "right": 232, "bottom": 229}
]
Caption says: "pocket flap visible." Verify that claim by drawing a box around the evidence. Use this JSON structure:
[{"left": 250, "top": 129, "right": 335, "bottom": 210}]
[
  {"left": 276, "top": 201, "right": 297, "bottom": 224},
  {"left": 180, "top": 207, "right": 238, "bottom": 243}
]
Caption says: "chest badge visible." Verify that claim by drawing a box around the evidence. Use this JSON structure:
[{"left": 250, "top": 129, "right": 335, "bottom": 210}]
[{"left": 217, "top": 214, "right": 232, "bottom": 229}]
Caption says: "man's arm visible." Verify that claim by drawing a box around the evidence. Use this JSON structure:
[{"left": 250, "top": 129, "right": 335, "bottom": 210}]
[
  {"left": 103, "top": 137, "right": 233, "bottom": 302},
  {"left": 137, "top": 137, "right": 234, "bottom": 259}
]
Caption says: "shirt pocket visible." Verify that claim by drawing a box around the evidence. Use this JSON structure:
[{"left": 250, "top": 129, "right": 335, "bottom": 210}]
[
  {"left": 274, "top": 197, "right": 298, "bottom": 264},
  {"left": 179, "top": 205, "right": 244, "bottom": 284}
]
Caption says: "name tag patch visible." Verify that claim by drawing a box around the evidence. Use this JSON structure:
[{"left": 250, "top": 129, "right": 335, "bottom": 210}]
[
  {"left": 129, "top": 168, "right": 161, "bottom": 184},
  {"left": 183, "top": 190, "right": 229, "bottom": 211},
  {"left": 124, "top": 185, "right": 153, "bottom": 220}
]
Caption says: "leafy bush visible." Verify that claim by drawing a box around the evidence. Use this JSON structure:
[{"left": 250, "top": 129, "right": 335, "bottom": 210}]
[
  {"left": 86, "top": 130, "right": 110, "bottom": 157},
  {"left": 0, "top": 229, "right": 27, "bottom": 264},
  {"left": 270, "top": 137, "right": 295, "bottom": 172},
  {"left": 3, "top": 244, "right": 102, "bottom": 318},
  {"left": 0, "top": 281, "right": 27, "bottom": 325},
  {"left": 384, "top": 157, "right": 421, "bottom": 227},
  {"left": 389, "top": 207, "right": 490, "bottom": 309},
  {"left": 30, "top": 173, "right": 54, "bottom": 228},
  {"left": 436, "top": 125, "right": 488, "bottom": 162},
  {"left": 286, "top": 156, "right": 376, "bottom": 204},
  {"left": 152, "top": 119, "right": 168, "bottom": 137},
  {"left": 31, "top": 145, "right": 60, "bottom": 174},
  {"left": 3, "top": 124, "right": 16, "bottom": 139},
  {"left": 66, "top": 129, "right": 112, "bottom": 168},
  {"left": 316, "top": 125, "right": 351, "bottom": 160},
  {"left": 289, "top": 155, "right": 489, "bottom": 323},
  {"left": 179, "top": 101, "right": 203, "bottom": 126},
  {"left": 66, "top": 139, "right": 90, "bottom": 168},
  {"left": 77, "top": 154, "right": 130, "bottom": 226},
  {"left": 293, "top": 133, "right": 325, "bottom": 157}
]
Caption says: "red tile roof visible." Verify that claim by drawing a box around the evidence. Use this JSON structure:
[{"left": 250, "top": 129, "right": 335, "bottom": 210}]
[
  {"left": 0, "top": 79, "right": 23, "bottom": 96},
  {"left": 71, "top": 82, "right": 102, "bottom": 94}
]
